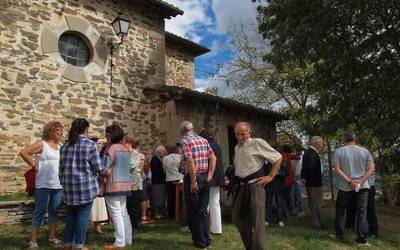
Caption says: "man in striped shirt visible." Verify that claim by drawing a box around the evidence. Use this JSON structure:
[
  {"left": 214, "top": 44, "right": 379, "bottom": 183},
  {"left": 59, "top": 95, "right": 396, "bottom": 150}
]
[{"left": 180, "top": 121, "right": 216, "bottom": 249}]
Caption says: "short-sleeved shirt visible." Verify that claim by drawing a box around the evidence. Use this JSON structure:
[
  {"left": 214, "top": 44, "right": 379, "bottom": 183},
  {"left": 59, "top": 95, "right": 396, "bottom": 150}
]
[
  {"left": 234, "top": 138, "right": 282, "bottom": 178},
  {"left": 60, "top": 135, "right": 106, "bottom": 206},
  {"left": 163, "top": 153, "right": 184, "bottom": 182},
  {"left": 333, "top": 144, "right": 374, "bottom": 191},
  {"left": 180, "top": 132, "right": 213, "bottom": 174}
]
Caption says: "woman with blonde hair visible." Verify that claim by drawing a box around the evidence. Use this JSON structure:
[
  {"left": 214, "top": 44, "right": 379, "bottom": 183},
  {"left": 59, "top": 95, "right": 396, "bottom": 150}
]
[{"left": 20, "top": 121, "right": 64, "bottom": 248}]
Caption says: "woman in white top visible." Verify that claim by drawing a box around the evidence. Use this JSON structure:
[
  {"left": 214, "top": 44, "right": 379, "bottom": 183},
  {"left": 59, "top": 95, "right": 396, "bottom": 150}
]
[
  {"left": 163, "top": 144, "right": 183, "bottom": 219},
  {"left": 20, "top": 121, "right": 64, "bottom": 249},
  {"left": 89, "top": 137, "right": 108, "bottom": 234}
]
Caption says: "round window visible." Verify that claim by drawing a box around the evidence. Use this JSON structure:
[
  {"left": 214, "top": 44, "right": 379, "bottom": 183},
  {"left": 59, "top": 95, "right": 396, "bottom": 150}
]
[{"left": 58, "top": 33, "right": 91, "bottom": 67}]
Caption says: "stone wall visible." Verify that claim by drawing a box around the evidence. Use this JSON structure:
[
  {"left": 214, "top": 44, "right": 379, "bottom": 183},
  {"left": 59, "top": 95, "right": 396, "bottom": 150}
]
[
  {"left": 0, "top": 0, "right": 170, "bottom": 194},
  {"left": 165, "top": 46, "right": 194, "bottom": 89},
  {"left": 0, "top": 200, "right": 68, "bottom": 224}
]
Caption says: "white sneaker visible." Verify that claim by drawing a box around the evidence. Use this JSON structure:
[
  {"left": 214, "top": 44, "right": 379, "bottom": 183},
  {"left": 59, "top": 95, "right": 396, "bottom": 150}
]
[
  {"left": 265, "top": 221, "right": 269, "bottom": 226},
  {"left": 180, "top": 226, "right": 190, "bottom": 232},
  {"left": 357, "top": 242, "right": 371, "bottom": 247},
  {"left": 278, "top": 221, "right": 285, "bottom": 227}
]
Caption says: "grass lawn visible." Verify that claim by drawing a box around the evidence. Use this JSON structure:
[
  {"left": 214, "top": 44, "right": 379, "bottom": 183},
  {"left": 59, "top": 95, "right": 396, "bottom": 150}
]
[{"left": 0, "top": 201, "right": 399, "bottom": 250}]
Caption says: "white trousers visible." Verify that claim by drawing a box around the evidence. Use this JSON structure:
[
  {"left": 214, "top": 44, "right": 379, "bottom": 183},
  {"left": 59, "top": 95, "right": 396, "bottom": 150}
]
[
  {"left": 105, "top": 195, "right": 132, "bottom": 247},
  {"left": 209, "top": 186, "right": 222, "bottom": 234}
]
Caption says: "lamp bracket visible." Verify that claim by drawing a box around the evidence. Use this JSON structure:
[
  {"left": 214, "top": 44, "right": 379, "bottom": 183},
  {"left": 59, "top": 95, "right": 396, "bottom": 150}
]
[{"left": 110, "top": 35, "right": 125, "bottom": 56}]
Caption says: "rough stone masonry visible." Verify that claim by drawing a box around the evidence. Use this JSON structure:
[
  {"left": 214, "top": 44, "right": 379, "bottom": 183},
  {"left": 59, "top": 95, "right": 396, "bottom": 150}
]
[{"left": 0, "top": 0, "right": 197, "bottom": 194}]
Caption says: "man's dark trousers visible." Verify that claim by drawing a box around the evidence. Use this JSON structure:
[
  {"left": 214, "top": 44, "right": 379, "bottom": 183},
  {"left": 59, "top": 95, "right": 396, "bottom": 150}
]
[
  {"left": 367, "top": 185, "right": 378, "bottom": 236},
  {"left": 335, "top": 189, "right": 369, "bottom": 243},
  {"left": 184, "top": 173, "right": 211, "bottom": 248}
]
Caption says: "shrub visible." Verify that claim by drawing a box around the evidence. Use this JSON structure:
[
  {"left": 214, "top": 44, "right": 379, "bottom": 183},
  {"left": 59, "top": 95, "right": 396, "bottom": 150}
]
[{"left": 381, "top": 173, "right": 400, "bottom": 207}]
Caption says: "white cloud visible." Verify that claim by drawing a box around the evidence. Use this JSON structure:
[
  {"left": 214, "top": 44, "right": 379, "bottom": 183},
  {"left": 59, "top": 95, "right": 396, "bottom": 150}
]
[
  {"left": 211, "top": 0, "right": 259, "bottom": 34},
  {"left": 165, "top": 0, "right": 212, "bottom": 42}
]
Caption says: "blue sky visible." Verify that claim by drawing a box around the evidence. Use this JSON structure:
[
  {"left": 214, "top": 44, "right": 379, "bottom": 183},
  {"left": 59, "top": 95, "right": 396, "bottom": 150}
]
[{"left": 164, "top": 0, "right": 259, "bottom": 96}]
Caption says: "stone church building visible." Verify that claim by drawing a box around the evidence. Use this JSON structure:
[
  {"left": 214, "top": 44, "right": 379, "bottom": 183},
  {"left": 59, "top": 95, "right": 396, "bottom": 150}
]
[{"left": 0, "top": 0, "right": 285, "bottom": 194}]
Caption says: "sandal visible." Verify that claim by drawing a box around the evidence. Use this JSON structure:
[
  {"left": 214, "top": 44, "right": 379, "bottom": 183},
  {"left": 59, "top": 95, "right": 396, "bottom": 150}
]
[
  {"left": 49, "top": 238, "right": 62, "bottom": 246},
  {"left": 28, "top": 241, "right": 39, "bottom": 249}
]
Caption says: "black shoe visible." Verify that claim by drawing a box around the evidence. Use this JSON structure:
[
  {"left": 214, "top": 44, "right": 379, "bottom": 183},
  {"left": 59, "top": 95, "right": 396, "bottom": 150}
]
[
  {"left": 193, "top": 243, "right": 208, "bottom": 249},
  {"left": 314, "top": 224, "right": 325, "bottom": 230},
  {"left": 329, "top": 234, "right": 344, "bottom": 241}
]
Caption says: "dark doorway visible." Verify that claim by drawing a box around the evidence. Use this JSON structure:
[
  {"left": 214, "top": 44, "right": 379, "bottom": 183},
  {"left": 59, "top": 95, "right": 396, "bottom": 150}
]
[{"left": 227, "top": 125, "right": 237, "bottom": 164}]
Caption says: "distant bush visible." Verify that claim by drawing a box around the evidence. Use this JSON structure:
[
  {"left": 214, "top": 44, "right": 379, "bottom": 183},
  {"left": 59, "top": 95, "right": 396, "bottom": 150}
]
[{"left": 381, "top": 173, "right": 400, "bottom": 207}]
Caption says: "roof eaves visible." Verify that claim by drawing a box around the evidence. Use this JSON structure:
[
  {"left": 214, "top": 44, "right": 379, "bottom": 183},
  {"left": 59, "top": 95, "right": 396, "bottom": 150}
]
[
  {"left": 165, "top": 32, "right": 211, "bottom": 57},
  {"left": 149, "top": 0, "right": 184, "bottom": 18},
  {"left": 144, "top": 86, "right": 287, "bottom": 121}
]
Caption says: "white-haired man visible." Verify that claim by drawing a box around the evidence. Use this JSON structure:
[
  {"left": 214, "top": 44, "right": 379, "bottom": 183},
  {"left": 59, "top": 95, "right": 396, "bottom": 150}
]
[
  {"left": 301, "top": 135, "right": 324, "bottom": 230},
  {"left": 150, "top": 145, "right": 167, "bottom": 219},
  {"left": 232, "top": 121, "right": 282, "bottom": 250},
  {"left": 179, "top": 121, "right": 216, "bottom": 249}
]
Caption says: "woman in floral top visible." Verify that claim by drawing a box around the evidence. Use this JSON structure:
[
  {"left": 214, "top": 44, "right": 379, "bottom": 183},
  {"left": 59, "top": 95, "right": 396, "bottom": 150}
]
[{"left": 125, "top": 135, "right": 148, "bottom": 228}]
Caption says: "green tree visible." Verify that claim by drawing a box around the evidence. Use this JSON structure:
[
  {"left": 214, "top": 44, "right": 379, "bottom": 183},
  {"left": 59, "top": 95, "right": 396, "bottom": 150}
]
[
  {"left": 222, "top": 21, "right": 324, "bottom": 144},
  {"left": 204, "top": 86, "right": 219, "bottom": 96},
  {"left": 257, "top": 0, "right": 400, "bottom": 156}
]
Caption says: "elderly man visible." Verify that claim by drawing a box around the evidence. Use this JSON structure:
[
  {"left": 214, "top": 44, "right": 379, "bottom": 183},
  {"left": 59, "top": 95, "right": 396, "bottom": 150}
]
[
  {"left": 180, "top": 121, "right": 216, "bottom": 249},
  {"left": 331, "top": 133, "right": 375, "bottom": 246},
  {"left": 301, "top": 136, "right": 324, "bottom": 230},
  {"left": 232, "top": 122, "right": 282, "bottom": 250}
]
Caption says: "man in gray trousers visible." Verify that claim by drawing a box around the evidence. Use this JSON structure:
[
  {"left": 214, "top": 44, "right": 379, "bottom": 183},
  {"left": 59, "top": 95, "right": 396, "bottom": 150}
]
[
  {"left": 232, "top": 122, "right": 282, "bottom": 250},
  {"left": 301, "top": 136, "right": 324, "bottom": 230}
]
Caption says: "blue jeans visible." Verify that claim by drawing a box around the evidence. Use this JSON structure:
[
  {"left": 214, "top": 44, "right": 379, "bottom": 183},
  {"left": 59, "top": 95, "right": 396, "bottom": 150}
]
[
  {"left": 266, "top": 191, "right": 285, "bottom": 223},
  {"left": 32, "top": 188, "right": 62, "bottom": 227},
  {"left": 64, "top": 202, "right": 93, "bottom": 249},
  {"left": 294, "top": 176, "right": 304, "bottom": 212}
]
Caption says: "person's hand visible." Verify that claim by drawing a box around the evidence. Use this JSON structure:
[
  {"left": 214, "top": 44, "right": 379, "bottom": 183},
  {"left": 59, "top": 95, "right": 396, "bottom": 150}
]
[
  {"left": 301, "top": 178, "right": 306, "bottom": 186},
  {"left": 190, "top": 181, "right": 199, "bottom": 193},
  {"left": 349, "top": 180, "right": 360, "bottom": 189},
  {"left": 256, "top": 175, "right": 273, "bottom": 186},
  {"left": 31, "top": 161, "right": 38, "bottom": 172},
  {"left": 207, "top": 174, "right": 213, "bottom": 183}
]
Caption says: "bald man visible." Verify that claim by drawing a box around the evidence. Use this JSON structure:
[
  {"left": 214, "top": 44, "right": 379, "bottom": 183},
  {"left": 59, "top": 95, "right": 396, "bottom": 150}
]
[
  {"left": 232, "top": 122, "right": 282, "bottom": 250},
  {"left": 179, "top": 121, "right": 216, "bottom": 249}
]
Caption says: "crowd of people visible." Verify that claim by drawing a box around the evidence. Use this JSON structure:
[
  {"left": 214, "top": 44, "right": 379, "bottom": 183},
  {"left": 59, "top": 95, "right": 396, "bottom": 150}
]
[{"left": 19, "top": 118, "right": 378, "bottom": 250}]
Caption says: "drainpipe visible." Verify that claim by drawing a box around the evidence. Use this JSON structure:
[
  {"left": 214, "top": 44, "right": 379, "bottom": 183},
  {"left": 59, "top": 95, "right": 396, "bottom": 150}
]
[{"left": 204, "top": 103, "right": 220, "bottom": 129}]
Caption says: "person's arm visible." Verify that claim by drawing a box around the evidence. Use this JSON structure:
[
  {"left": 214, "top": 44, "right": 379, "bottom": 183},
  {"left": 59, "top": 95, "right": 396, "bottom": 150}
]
[
  {"left": 207, "top": 150, "right": 216, "bottom": 183},
  {"left": 19, "top": 140, "right": 44, "bottom": 172},
  {"left": 257, "top": 156, "right": 283, "bottom": 186},
  {"left": 90, "top": 142, "right": 107, "bottom": 176},
  {"left": 356, "top": 160, "right": 375, "bottom": 185},
  {"left": 187, "top": 155, "right": 199, "bottom": 193},
  {"left": 139, "top": 158, "right": 145, "bottom": 173},
  {"left": 100, "top": 146, "right": 115, "bottom": 177},
  {"left": 255, "top": 139, "right": 283, "bottom": 186},
  {"left": 334, "top": 163, "right": 360, "bottom": 189}
]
